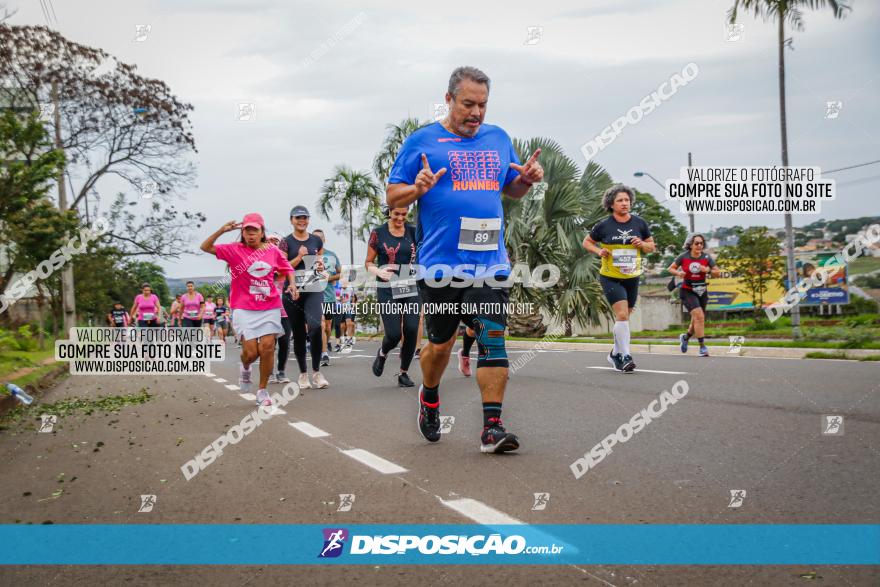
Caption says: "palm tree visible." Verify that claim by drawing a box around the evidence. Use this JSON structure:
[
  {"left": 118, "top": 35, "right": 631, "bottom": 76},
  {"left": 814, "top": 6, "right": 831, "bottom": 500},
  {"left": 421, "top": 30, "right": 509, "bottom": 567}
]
[
  {"left": 317, "top": 166, "right": 382, "bottom": 264},
  {"left": 727, "top": 0, "right": 851, "bottom": 338},
  {"left": 505, "top": 138, "right": 613, "bottom": 336},
  {"left": 373, "top": 117, "right": 429, "bottom": 184}
]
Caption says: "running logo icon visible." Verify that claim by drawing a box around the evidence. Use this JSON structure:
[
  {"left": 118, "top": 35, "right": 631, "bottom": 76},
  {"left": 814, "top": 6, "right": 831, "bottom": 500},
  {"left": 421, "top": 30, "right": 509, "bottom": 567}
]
[
  {"left": 824, "top": 101, "right": 843, "bottom": 120},
  {"left": 727, "top": 490, "right": 746, "bottom": 508},
  {"left": 822, "top": 415, "right": 844, "bottom": 435},
  {"left": 38, "top": 414, "right": 57, "bottom": 433},
  {"left": 531, "top": 492, "right": 550, "bottom": 511},
  {"left": 728, "top": 335, "right": 745, "bottom": 353},
  {"left": 133, "top": 24, "right": 151, "bottom": 42},
  {"left": 726, "top": 23, "right": 744, "bottom": 42},
  {"left": 523, "top": 26, "right": 543, "bottom": 45},
  {"left": 439, "top": 416, "right": 455, "bottom": 434},
  {"left": 138, "top": 494, "right": 156, "bottom": 513},
  {"left": 611, "top": 229, "right": 634, "bottom": 243},
  {"left": 337, "top": 494, "right": 355, "bottom": 512},
  {"left": 318, "top": 528, "right": 349, "bottom": 558}
]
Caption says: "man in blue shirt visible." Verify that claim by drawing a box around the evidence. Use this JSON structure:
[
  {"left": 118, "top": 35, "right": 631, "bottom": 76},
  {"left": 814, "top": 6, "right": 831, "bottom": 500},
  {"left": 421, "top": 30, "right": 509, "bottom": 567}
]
[{"left": 387, "top": 66, "right": 544, "bottom": 454}]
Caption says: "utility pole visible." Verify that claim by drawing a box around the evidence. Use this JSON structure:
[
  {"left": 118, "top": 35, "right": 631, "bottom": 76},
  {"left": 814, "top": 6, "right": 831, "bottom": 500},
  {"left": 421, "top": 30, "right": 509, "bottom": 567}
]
[
  {"left": 687, "top": 152, "right": 695, "bottom": 234},
  {"left": 52, "top": 82, "right": 76, "bottom": 333},
  {"left": 778, "top": 18, "right": 800, "bottom": 339}
]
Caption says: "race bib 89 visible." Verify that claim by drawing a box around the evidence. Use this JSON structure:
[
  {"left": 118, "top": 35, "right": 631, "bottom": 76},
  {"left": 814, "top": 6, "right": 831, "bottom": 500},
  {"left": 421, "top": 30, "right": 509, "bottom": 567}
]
[{"left": 458, "top": 217, "right": 501, "bottom": 251}]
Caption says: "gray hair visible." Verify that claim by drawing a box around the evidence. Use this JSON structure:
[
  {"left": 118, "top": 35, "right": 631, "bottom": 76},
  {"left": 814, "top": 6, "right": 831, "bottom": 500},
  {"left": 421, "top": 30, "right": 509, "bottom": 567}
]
[
  {"left": 602, "top": 184, "right": 636, "bottom": 212},
  {"left": 684, "top": 233, "right": 707, "bottom": 251},
  {"left": 448, "top": 66, "right": 490, "bottom": 97}
]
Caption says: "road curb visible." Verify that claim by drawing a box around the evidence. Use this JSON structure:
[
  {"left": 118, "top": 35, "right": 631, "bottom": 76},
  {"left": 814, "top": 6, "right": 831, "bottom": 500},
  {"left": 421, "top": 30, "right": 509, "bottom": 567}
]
[{"left": 504, "top": 340, "right": 880, "bottom": 360}]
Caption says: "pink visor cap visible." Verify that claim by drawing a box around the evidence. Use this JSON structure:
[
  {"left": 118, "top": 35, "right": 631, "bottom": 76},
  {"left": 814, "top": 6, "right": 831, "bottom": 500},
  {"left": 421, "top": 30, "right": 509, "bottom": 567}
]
[{"left": 241, "top": 212, "right": 265, "bottom": 230}]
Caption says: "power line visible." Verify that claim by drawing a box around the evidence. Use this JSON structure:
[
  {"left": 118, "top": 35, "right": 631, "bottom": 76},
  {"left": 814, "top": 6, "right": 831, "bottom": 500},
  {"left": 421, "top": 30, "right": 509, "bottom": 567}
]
[{"left": 823, "top": 159, "right": 880, "bottom": 175}]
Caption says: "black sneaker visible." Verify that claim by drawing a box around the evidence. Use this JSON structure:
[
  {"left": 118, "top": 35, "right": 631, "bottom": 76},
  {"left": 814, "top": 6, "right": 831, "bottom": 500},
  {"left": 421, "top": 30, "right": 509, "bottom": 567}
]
[
  {"left": 480, "top": 418, "right": 520, "bottom": 454},
  {"left": 414, "top": 347, "right": 421, "bottom": 359},
  {"left": 398, "top": 372, "right": 414, "bottom": 387},
  {"left": 606, "top": 351, "right": 624, "bottom": 372},
  {"left": 417, "top": 386, "right": 441, "bottom": 442},
  {"left": 372, "top": 349, "right": 386, "bottom": 377},
  {"left": 321, "top": 353, "right": 330, "bottom": 367},
  {"left": 334, "top": 343, "right": 341, "bottom": 353},
  {"left": 621, "top": 354, "right": 636, "bottom": 372}
]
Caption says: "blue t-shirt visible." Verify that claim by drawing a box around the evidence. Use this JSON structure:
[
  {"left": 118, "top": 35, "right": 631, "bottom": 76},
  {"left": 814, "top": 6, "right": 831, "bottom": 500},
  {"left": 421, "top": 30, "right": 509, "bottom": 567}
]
[{"left": 388, "top": 122, "right": 520, "bottom": 279}]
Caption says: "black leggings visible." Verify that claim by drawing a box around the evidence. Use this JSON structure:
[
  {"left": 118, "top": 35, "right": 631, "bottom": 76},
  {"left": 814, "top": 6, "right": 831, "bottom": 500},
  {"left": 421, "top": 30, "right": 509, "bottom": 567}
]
[
  {"left": 378, "top": 291, "right": 420, "bottom": 371},
  {"left": 283, "top": 292, "right": 323, "bottom": 373},
  {"left": 277, "top": 316, "right": 291, "bottom": 373}
]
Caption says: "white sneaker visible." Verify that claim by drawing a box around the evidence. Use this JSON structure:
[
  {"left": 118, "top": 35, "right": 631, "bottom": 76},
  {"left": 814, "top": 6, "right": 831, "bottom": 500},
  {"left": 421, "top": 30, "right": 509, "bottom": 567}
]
[
  {"left": 267, "top": 373, "right": 279, "bottom": 384},
  {"left": 276, "top": 372, "right": 290, "bottom": 383},
  {"left": 313, "top": 371, "right": 329, "bottom": 389},
  {"left": 351, "top": 336, "right": 357, "bottom": 344},
  {"left": 298, "top": 372, "right": 312, "bottom": 389},
  {"left": 255, "top": 389, "right": 272, "bottom": 406},
  {"left": 341, "top": 343, "right": 352, "bottom": 355}
]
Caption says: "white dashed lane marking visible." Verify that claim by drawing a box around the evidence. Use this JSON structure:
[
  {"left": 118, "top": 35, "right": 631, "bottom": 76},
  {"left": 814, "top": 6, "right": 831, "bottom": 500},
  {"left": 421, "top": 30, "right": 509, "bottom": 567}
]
[
  {"left": 587, "top": 366, "right": 688, "bottom": 375},
  {"left": 340, "top": 448, "right": 407, "bottom": 474},
  {"left": 289, "top": 421, "right": 331, "bottom": 438},
  {"left": 440, "top": 497, "right": 523, "bottom": 525},
  {"left": 224, "top": 384, "right": 240, "bottom": 391}
]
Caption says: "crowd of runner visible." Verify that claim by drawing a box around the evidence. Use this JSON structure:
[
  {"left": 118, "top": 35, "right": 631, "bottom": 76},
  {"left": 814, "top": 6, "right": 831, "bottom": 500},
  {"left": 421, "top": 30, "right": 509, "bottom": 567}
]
[{"left": 113, "top": 66, "right": 721, "bottom": 455}]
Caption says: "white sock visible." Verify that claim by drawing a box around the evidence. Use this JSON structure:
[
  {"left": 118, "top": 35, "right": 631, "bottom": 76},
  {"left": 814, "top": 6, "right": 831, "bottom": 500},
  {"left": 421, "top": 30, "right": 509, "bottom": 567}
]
[{"left": 613, "top": 321, "right": 631, "bottom": 356}]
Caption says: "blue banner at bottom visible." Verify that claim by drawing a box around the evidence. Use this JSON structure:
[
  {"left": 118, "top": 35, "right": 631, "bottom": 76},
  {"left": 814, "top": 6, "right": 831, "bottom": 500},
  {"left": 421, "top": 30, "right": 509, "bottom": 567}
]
[{"left": 0, "top": 525, "right": 877, "bottom": 565}]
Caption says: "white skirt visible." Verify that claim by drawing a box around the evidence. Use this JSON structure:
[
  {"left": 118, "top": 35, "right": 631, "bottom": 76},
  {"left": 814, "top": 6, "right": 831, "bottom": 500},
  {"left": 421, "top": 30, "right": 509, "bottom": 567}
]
[{"left": 232, "top": 308, "right": 283, "bottom": 341}]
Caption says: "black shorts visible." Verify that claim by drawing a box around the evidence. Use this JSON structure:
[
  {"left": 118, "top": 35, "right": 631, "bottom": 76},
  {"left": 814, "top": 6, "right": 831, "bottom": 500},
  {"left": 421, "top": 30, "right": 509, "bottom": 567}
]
[
  {"left": 680, "top": 287, "right": 709, "bottom": 312},
  {"left": 182, "top": 318, "right": 202, "bottom": 327},
  {"left": 322, "top": 302, "right": 336, "bottom": 320},
  {"left": 600, "top": 275, "right": 639, "bottom": 308},
  {"left": 418, "top": 280, "right": 509, "bottom": 344},
  {"left": 203, "top": 319, "right": 215, "bottom": 325}
]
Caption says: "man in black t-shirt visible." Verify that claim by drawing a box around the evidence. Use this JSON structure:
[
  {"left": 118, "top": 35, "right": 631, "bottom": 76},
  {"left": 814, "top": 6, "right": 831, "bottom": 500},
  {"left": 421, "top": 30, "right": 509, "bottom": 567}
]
[{"left": 582, "top": 185, "right": 655, "bottom": 372}]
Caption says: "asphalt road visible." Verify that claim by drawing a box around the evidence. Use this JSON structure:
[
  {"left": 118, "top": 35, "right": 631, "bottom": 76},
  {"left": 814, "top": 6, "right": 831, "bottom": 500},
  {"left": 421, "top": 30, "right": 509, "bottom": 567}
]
[{"left": 1, "top": 338, "right": 878, "bottom": 586}]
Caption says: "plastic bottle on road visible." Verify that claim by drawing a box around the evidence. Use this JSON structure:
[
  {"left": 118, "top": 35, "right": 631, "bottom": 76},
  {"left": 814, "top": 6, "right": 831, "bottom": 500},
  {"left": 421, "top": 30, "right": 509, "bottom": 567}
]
[{"left": 5, "top": 383, "right": 34, "bottom": 405}]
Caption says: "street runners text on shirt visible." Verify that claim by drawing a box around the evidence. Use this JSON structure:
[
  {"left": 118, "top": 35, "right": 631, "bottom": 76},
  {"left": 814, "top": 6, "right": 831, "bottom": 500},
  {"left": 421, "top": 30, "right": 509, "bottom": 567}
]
[{"left": 325, "top": 303, "right": 536, "bottom": 316}]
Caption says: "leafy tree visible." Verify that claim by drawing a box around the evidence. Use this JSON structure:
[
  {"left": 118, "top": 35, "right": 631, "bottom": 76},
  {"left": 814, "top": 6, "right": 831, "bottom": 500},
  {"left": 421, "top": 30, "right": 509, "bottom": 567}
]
[
  {"left": 717, "top": 227, "right": 786, "bottom": 320},
  {"left": 0, "top": 24, "right": 204, "bottom": 258},
  {"left": 372, "top": 117, "right": 428, "bottom": 184}
]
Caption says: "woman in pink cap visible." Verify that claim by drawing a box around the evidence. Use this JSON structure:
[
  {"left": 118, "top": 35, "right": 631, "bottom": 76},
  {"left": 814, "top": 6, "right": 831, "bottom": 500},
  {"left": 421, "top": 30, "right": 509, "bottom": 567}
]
[{"left": 201, "top": 213, "right": 297, "bottom": 406}]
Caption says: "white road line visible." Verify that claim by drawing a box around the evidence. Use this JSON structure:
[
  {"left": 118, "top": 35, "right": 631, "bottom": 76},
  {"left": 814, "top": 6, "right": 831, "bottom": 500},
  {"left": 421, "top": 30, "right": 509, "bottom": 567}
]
[
  {"left": 224, "top": 384, "right": 240, "bottom": 391},
  {"left": 204, "top": 373, "right": 215, "bottom": 377},
  {"left": 289, "top": 421, "right": 330, "bottom": 438},
  {"left": 440, "top": 498, "right": 523, "bottom": 525},
  {"left": 340, "top": 449, "right": 407, "bottom": 474},
  {"left": 239, "top": 393, "right": 256, "bottom": 401},
  {"left": 213, "top": 377, "right": 227, "bottom": 383},
  {"left": 587, "top": 366, "right": 689, "bottom": 375},
  {"left": 268, "top": 406, "right": 286, "bottom": 416}
]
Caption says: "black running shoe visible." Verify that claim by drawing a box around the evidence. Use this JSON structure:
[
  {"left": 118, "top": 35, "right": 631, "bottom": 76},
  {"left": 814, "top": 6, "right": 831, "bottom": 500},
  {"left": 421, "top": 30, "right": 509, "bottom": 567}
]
[
  {"left": 480, "top": 417, "right": 520, "bottom": 454},
  {"left": 372, "top": 349, "right": 386, "bottom": 377},
  {"left": 417, "top": 386, "right": 441, "bottom": 442},
  {"left": 621, "top": 354, "right": 636, "bottom": 372},
  {"left": 320, "top": 353, "right": 330, "bottom": 367},
  {"left": 398, "top": 372, "right": 414, "bottom": 387},
  {"left": 606, "top": 350, "right": 624, "bottom": 371}
]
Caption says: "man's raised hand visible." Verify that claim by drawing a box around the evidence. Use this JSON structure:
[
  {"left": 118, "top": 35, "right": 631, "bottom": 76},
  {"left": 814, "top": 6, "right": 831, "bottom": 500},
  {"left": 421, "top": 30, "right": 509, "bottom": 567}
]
[{"left": 414, "top": 153, "right": 447, "bottom": 196}]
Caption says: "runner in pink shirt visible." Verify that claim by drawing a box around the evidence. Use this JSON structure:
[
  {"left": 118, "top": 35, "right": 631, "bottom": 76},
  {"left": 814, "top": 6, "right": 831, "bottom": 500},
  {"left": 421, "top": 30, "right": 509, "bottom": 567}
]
[
  {"left": 201, "top": 213, "right": 297, "bottom": 406},
  {"left": 181, "top": 281, "right": 205, "bottom": 327},
  {"left": 130, "top": 284, "right": 162, "bottom": 327}
]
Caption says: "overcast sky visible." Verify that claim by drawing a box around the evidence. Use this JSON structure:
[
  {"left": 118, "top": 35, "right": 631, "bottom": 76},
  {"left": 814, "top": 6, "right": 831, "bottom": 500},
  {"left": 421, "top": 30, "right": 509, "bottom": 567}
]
[{"left": 10, "top": 0, "right": 880, "bottom": 278}]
